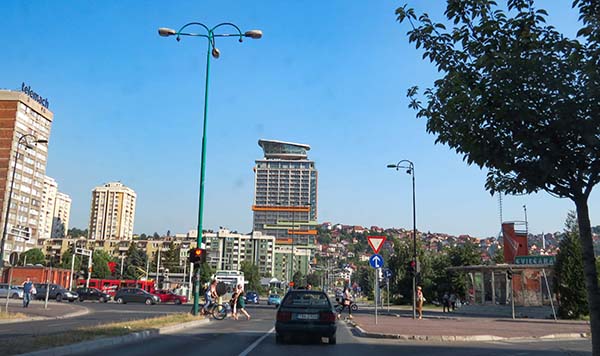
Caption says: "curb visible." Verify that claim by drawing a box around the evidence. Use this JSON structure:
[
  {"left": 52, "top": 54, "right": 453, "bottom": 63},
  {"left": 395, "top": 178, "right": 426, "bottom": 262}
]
[
  {"left": 346, "top": 320, "right": 591, "bottom": 342},
  {"left": 18, "top": 318, "right": 210, "bottom": 356}
]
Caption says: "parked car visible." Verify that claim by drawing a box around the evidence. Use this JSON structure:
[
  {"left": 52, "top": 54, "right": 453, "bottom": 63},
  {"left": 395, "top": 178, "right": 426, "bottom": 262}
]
[
  {"left": 154, "top": 290, "right": 187, "bottom": 304},
  {"left": 0, "top": 283, "right": 24, "bottom": 299},
  {"left": 275, "top": 290, "right": 337, "bottom": 344},
  {"left": 114, "top": 288, "right": 160, "bottom": 305},
  {"left": 76, "top": 287, "right": 111, "bottom": 302},
  {"left": 245, "top": 291, "right": 259, "bottom": 304},
  {"left": 33, "top": 283, "right": 79, "bottom": 302},
  {"left": 267, "top": 294, "right": 281, "bottom": 306}
]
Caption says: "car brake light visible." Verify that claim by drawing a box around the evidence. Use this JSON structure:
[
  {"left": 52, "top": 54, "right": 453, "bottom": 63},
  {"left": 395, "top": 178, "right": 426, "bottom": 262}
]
[
  {"left": 277, "top": 311, "right": 291, "bottom": 322},
  {"left": 319, "top": 311, "right": 336, "bottom": 322}
]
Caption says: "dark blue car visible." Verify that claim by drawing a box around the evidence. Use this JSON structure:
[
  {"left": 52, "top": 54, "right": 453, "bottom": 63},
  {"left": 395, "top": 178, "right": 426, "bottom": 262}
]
[{"left": 246, "top": 291, "right": 259, "bottom": 304}]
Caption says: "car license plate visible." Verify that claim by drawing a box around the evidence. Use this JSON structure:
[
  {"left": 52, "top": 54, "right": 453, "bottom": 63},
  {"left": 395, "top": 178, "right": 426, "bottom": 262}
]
[{"left": 297, "top": 313, "right": 318, "bottom": 320}]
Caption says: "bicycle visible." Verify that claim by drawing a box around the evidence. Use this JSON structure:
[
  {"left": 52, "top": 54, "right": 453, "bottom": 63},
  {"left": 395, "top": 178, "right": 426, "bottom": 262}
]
[{"left": 193, "top": 301, "right": 231, "bottom": 320}]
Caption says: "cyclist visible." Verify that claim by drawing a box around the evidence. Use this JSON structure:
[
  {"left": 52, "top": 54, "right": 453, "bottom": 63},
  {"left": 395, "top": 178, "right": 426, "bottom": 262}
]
[{"left": 201, "top": 280, "right": 218, "bottom": 315}]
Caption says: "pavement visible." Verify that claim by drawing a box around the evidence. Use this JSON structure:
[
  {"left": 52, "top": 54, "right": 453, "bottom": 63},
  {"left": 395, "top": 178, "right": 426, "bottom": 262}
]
[
  {"left": 0, "top": 299, "right": 89, "bottom": 323},
  {"left": 347, "top": 311, "right": 591, "bottom": 341}
]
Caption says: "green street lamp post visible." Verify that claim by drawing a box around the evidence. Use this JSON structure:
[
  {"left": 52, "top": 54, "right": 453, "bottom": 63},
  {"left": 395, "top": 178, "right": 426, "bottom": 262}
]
[
  {"left": 158, "top": 22, "right": 262, "bottom": 315},
  {"left": 0, "top": 134, "right": 48, "bottom": 271},
  {"left": 387, "top": 160, "right": 417, "bottom": 319}
]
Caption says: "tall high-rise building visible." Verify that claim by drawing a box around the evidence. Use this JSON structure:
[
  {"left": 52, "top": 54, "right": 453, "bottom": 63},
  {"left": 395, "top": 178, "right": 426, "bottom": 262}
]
[
  {"left": 40, "top": 176, "right": 71, "bottom": 240},
  {"left": 0, "top": 88, "right": 52, "bottom": 264},
  {"left": 252, "top": 139, "right": 318, "bottom": 242},
  {"left": 52, "top": 191, "right": 71, "bottom": 238},
  {"left": 40, "top": 176, "right": 58, "bottom": 241},
  {"left": 88, "top": 182, "right": 136, "bottom": 240}
]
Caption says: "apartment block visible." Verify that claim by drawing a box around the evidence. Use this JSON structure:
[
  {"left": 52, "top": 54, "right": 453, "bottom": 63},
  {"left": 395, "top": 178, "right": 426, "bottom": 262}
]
[
  {"left": 88, "top": 182, "right": 136, "bottom": 240},
  {"left": 0, "top": 89, "right": 53, "bottom": 264}
]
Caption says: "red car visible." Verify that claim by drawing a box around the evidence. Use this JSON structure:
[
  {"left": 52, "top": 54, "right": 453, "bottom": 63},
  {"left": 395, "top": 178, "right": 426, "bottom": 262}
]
[{"left": 154, "top": 290, "right": 188, "bottom": 304}]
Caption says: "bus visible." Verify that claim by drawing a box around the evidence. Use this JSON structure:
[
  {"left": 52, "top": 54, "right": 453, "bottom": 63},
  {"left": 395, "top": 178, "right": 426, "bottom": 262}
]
[
  {"left": 212, "top": 271, "right": 246, "bottom": 294},
  {"left": 76, "top": 278, "right": 156, "bottom": 297}
]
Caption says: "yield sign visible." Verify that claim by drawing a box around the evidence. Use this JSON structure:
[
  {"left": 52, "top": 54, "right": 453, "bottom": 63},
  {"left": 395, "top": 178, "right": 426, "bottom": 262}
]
[{"left": 367, "top": 236, "right": 387, "bottom": 254}]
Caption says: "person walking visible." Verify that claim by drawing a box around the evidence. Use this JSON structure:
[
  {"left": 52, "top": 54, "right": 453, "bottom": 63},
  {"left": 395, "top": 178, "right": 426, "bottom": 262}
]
[
  {"left": 22, "top": 277, "right": 33, "bottom": 308},
  {"left": 235, "top": 284, "right": 251, "bottom": 320},
  {"left": 416, "top": 286, "right": 425, "bottom": 319},
  {"left": 442, "top": 291, "right": 450, "bottom": 313},
  {"left": 449, "top": 292, "right": 457, "bottom": 311},
  {"left": 337, "top": 287, "right": 353, "bottom": 320}
]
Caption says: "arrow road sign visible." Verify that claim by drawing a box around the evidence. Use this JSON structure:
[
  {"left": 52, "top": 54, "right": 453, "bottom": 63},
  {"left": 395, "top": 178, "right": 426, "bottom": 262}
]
[
  {"left": 367, "top": 236, "right": 387, "bottom": 254},
  {"left": 369, "top": 254, "right": 384, "bottom": 269},
  {"left": 383, "top": 268, "right": 392, "bottom": 279}
]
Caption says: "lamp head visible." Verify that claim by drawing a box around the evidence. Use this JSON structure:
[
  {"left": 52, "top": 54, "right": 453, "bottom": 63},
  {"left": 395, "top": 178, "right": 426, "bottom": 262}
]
[
  {"left": 158, "top": 27, "right": 177, "bottom": 37},
  {"left": 244, "top": 30, "right": 263, "bottom": 39},
  {"left": 406, "top": 169, "right": 412, "bottom": 175},
  {"left": 36, "top": 139, "right": 48, "bottom": 144},
  {"left": 386, "top": 164, "right": 397, "bottom": 169},
  {"left": 212, "top": 47, "right": 221, "bottom": 59}
]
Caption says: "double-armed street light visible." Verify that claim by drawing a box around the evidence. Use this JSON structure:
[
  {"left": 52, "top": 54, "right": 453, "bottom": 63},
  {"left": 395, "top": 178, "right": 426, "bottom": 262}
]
[
  {"left": 0, "top": 134, "right": 48, "bottom": 270},
  {"left": 158, "top": 22, "right": 261, "bottom": 315},
  {"left": 387, "top": 160, "right": 417, "bottom": 319}
]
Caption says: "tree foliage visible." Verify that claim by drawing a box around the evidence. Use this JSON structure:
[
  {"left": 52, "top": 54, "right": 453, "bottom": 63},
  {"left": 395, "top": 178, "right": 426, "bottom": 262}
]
[
  {"left": 240, "top": 261, "right": 261, "bottom": 292},
  {"left": 67, "top": 227, "right": 88, "bottom": 238},
  {"left": 396, "top": 1, "right": 599, "bottom": 351},
  {"left": 555, "top": 212, "right": 588, "bottom": 319},
  {"left": 123, "top": 244, "right": 148, "bottom": 280},
  {"left": 92, "top": 250, "right": 114, "bottom": 279},
  {"left": 19, "top": 248, "right": 45, "bottom": 266}
]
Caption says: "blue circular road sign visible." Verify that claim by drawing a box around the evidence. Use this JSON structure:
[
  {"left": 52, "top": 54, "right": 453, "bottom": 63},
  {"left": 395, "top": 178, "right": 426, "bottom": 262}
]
[{"left": 369, "top": 254, "right": 384, "bottom": 269}]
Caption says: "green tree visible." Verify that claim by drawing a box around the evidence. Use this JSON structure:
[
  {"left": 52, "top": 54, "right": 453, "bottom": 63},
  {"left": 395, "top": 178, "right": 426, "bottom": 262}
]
[
  {"left": 60, "top": 247, "right": 83, "bottom": 271},
  {"left": 555, "top": 212, "right": 588, "bottom": 319},
  {"left": 396, "top": 1, "right": 600, "bottom": 350},
  {"left": 240, "top": 261, "right": 261, "bottom": 292},
  {"left": 92, "top": 250, "right": 114, "bottom": 279},
  {"left": 292, "top": 270, "right": 304, "bottom": 287},
  {"left": 124, "top": 244, "right": 148, "bottom": 280},
  {"left": 197, "top": 262, "right": 214, "bottom": 286},
  {"left": 19, "top": 248, "right": 45, "bottom": 266},
  {"left": 306, "top": 272, "right": 321, "bottom": 289},
  {"left": 67, "top": 227, "right": 88, "bottom": 238}
]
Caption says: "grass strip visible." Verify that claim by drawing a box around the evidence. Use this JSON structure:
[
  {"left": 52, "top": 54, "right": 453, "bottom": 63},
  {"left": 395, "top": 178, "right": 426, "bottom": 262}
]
[
  {"left": 0, "top": 311, "right": 28, "bottom": 319},
  {"left": 5, "top": 313, "right": 203, "bottom": 355}
]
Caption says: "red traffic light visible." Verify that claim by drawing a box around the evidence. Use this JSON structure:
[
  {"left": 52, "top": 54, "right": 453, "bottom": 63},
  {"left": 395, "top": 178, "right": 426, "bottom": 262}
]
[{"left": 188, "top": 248, "right": 206, "bottom": 264}]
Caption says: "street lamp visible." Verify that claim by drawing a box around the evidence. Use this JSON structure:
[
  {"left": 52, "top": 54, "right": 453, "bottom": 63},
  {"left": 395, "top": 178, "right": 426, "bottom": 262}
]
[
  {"left": 0, "top": 134, "right": 48, "bottom": 270},
  {"left": 158, "top": 22, "right": 261, "bottom": 315},
  {"left": 387, "top": 160, "right": 417, "bottom": 319}
]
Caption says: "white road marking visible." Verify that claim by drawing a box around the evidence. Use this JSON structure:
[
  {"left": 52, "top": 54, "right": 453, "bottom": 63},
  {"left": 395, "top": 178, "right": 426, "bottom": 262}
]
[{"left": 237, "top": 326, "right": 274, "bottom": 356}]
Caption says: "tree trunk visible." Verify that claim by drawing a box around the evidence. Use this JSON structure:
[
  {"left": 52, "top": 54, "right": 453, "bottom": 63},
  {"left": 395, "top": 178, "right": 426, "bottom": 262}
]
[{"left": 574, "top": 196, "right": 600, "bottom": 355}]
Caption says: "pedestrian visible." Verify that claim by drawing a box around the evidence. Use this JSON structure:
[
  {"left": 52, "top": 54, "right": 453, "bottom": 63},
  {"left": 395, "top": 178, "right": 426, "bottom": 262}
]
[
  {"left": 230, "top": 285, "right": 241, "bottom": 319},
  {"left": 306, "top": 283, "right": 312, "bottom": 290},
  {"left": 337, "top": 287, "right": 353, "bottom": 320},
  {"left": 416, "top": 286, "right": 425, "bottom": 319},
  {"left": 442, "top": 291, "right": 450, "bottom": 313},
  {"left": 22, "top": 277, "right": 33, "bottom": 308},
  {"left": 235, "top": 284, "right": 251, "bottom": 320},
  {"left": 449, "top": 293, "right": 457, "bottom": 311}
]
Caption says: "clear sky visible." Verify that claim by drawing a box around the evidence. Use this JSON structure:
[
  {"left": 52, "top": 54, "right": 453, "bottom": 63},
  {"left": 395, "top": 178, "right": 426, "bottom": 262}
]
[{"left": 1, "top": 1, "right": 596, "bottom": 238}]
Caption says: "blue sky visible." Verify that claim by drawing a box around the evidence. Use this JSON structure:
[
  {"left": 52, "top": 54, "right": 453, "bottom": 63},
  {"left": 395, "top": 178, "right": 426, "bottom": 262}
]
[{"left": 1, "top": 1, "right": 596, "bottom": 238}]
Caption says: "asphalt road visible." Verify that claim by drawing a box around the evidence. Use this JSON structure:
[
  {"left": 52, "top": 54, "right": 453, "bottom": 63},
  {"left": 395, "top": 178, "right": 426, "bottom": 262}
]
[
  {"left": 73, "top": 303, "right": 592, "bottom": 356},
  {"left": 0, "top": 299, "right": 190, "bottom": 339}
]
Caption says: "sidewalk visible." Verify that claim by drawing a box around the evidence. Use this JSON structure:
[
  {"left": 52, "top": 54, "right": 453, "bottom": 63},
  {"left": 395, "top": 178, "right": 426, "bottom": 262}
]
[
  {"left": 348, "top": 313, "right": 591, "bottom": 341},
  {"left": 1, "top": 299, "right": 88, "bottom": 322}
]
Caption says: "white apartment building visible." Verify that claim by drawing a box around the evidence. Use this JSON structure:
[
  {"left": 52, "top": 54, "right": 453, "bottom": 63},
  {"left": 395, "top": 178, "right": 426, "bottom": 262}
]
[
  {"left": 88, "top": 182, "right": 136, "bottom": 240},
  {"left": 203, "top": 228, "right": 275, "bottom": 277},
  {"left": 52, "top": 191, "right": 71, "bottom": 238},
  {"left": 0, "top": 89, "right": 53, "bottom": 263},
  {"left": 39, "top": 176, "right": 58, "bottom": 241}
]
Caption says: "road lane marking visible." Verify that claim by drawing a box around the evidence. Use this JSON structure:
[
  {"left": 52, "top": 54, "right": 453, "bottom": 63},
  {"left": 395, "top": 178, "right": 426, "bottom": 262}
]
[{"left": 238, "top": 326, "right": 274, "bottom": 356}]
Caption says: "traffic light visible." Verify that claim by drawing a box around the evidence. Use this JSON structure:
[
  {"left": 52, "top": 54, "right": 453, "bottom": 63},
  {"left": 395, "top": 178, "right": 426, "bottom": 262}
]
[
  {"left": 407, "top": 260, "right": 416, "bottom": 276},
  {"left": 507, "top": 269, "right": 513, "bottom": 280},
  {"left": 188, "top": 248, "right": 206, "bottom": 264}
]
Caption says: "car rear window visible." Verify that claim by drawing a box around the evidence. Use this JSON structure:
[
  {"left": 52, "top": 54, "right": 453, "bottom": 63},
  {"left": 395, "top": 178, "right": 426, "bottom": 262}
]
[{"left": 282, "top": 292, "right": 330, "bottom": 307}]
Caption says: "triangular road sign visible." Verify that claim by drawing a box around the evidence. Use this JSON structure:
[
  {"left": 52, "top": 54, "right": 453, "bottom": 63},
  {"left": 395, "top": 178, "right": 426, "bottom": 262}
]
[{"left": 367, "top": 236, "right": 387, "bottom": 254}]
